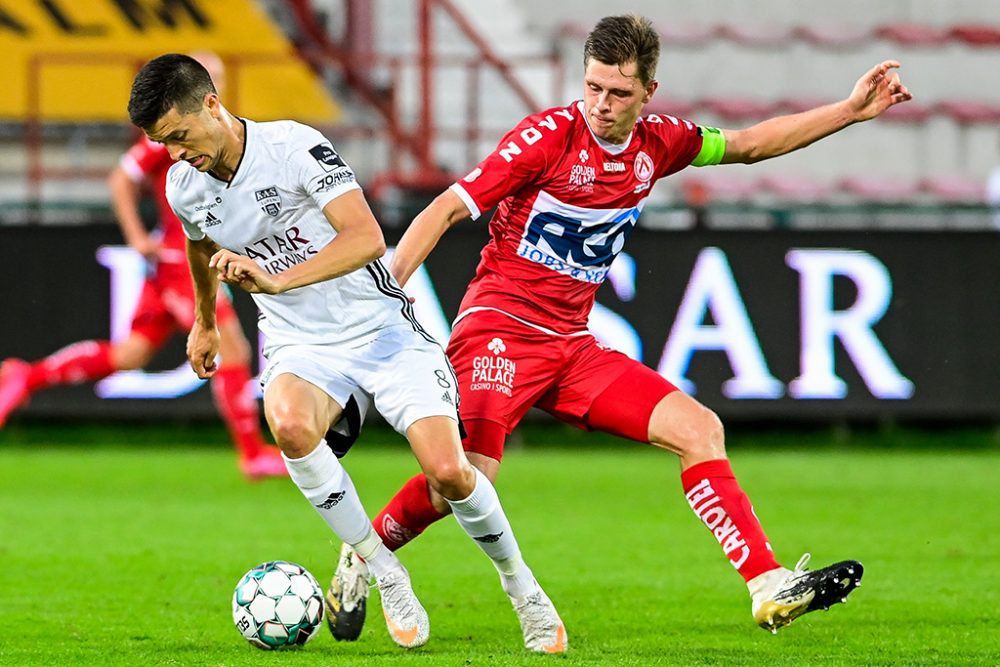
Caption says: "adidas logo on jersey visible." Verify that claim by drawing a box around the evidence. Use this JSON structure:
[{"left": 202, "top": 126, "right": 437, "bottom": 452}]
[
  {"left": 441, "top": 391, "right": 452, "bottom": 405},
  {"left": 204, "top": 211, "right": 222, "bottom": 227}
]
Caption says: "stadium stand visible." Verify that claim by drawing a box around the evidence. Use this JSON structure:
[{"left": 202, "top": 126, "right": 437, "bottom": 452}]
[
  {"left": 918, "top": 174, "right": 984, "bottom": 202},
  {"left": 550, "top": 9, "right": 1000, "bottom": 214},
  {"left": 4, "top": 0, "right": 1000, "bottom": 226}
]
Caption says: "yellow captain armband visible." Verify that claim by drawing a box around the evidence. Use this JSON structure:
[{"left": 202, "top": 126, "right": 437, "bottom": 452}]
[{"left": 691, "top": 126, "right": 726, "bottom": 166}]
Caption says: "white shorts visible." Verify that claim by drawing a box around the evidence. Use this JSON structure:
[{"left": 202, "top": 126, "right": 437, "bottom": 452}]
[{"left": 259, "top": 325, "right": 459, "bottom": 435}]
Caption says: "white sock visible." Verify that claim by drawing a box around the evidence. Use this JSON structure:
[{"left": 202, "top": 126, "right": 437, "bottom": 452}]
[
  {"left": 446, "top": 468, "right": 539, "bottom": 599},
  {"left": 283, "top": 441, "right": 372, "bottom": 546},
  {"left": 499, "top": 562, "right": 538, "bottom": 600},
  {"left": 352, "top": 528, "right": 401, "bottom": 580}
]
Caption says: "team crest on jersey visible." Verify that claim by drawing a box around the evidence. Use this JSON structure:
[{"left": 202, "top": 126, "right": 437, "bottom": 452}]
[
  {"left": 308, "top": 143, "right": 347, "bottom": 172},
  {"left": 254, "top": 186, "right": 282, "bottom": 216},
  {"left": 633, "top": 151, "right": 654, "bottom": 193}
]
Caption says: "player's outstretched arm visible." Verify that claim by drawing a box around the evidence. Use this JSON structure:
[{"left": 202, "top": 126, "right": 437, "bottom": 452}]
[
  {"left": 186, "top": 237, "right": 222, "bottom": 378},
  {"left": 390, "top": 188, "right": 471, "bottom": 288},
  {"left": 720, "top": 60, "right": 912, "bottom": 165}
]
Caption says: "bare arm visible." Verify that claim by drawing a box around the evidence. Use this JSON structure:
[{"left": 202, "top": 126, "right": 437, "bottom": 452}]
[
  {"left": 187, "top": 236, "right": 222, "bottom": 325},
  {"left": 186, "top": 236, "right": 222, "bottom": 378},
  {"left": 721, "top": 60, "right": 912, "bottom": 164},
  {"left": 210, "top": 189, "right": 386, "bottom": 295},
  {"left": 389, "top": 188, "right": 472, "bottom": 288},
  {"left": 108, "top": 165, "right": 159, "bottom": 259}
]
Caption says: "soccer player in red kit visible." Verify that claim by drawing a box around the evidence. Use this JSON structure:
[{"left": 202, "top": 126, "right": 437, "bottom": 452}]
[
  {"left": 0, "top": 53, "right": 286, "bottom": 480},
  {"left": 325, "top": 15, "right": 912, "bottom": 641}
]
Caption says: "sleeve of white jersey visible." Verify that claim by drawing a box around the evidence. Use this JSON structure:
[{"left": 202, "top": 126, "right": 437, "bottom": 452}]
[
  {"left": 287, "top": 124, "right": 362, "bottom": 212},
  {"left": 165, "top": 164, "right": 206, "bottom": 241}
]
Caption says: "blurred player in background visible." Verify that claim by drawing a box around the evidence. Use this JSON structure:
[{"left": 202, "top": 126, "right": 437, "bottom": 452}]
[
  {"left": 127, "top": 53, "right": 565, "bottom": 652},
  {"left": 328, "top": 14, "right": 912, "bottom": 639},
  {"left": 0, "top": 52, "right": 286, "bottom": 480},
  {"left": 986, "top": 134, "right": 1000, "bottom": 228}
]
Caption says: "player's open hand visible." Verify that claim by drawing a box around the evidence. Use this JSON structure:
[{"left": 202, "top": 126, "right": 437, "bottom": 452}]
[
  {"left": 187, "top": 320, "right": 220, "bottom": 379},
  {"left": 847, "top": 60, "right": 912, "bottom": 122},
  {"left": 210, "top": 249, "right": 281, "bottom": 294}
]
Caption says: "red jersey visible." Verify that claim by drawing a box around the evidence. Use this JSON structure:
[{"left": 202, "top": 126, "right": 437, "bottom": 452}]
[
  {"left": 119, "top": 136, "right": 187, "bottom": 259},
  {"left": 451, "top": 100, "right": 707, "bottom": 334}
]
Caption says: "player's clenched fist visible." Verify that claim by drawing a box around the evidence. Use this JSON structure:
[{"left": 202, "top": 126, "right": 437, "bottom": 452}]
[
  {"left": 186, "top": 319, "right": 220, "bottom": 379},
  {"left": 209, "top": 248, "right": 281, "bottom": 294}
]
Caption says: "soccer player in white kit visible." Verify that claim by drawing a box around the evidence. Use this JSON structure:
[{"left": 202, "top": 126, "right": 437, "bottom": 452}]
[{"left": 126, "top": 53, "right": 565, "bottom": 652}]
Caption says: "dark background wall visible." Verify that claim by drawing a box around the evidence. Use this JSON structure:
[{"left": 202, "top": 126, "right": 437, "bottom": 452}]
[{"left": 2, "top": 223, "right": 995, "bottom": 422}]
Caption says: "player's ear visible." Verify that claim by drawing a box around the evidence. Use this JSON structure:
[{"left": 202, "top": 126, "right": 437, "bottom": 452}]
[
  {"left": 205, "top": 93, "right": 221, "bottom": 118},
  {"left": 642, "top": 79, "right": 658, "bottom": 105}
]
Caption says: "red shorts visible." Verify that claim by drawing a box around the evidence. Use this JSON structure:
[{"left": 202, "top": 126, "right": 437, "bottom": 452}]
[
  {"left": 130, "top": 265, "right": 236, "bottom": 348},
  {"left": 446, "top": 309, "right": 679, "bottom": 458}
]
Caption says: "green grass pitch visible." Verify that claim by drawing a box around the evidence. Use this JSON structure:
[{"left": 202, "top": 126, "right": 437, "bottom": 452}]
[{"left": 1, "top": 423, "right": 998, "bottom": 666}]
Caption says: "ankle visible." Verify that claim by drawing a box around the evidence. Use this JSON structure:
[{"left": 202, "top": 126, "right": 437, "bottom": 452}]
[
  {"left": 501, "top": 563, "right": 539, "bottom": 600},
  {"left": 747, "top": 566, "right": 787, "bottom": 596}
]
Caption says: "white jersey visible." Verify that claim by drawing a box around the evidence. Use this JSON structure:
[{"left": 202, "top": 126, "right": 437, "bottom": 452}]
[{"left": 166, "top": 119, "right": 419, "bottom": 353}]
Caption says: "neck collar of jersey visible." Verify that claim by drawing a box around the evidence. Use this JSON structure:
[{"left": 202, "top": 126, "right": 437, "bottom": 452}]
[
  {"left": 209, "top": 117, "right": 249, "bottom": 187},
  {"left": 577, "top": 100, "right": 633, "bottom": 155}
]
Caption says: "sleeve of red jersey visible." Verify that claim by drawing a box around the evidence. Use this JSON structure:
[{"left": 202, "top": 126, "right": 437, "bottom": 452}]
[
  {"left": 449, "top": 117, "right": 549, "bottom": 220},
  {"left": 119, "top": 136, "right": 172, "bottom": 183},
  {"left": 643, "top": 113, "right": 724, "bottom": 178}
]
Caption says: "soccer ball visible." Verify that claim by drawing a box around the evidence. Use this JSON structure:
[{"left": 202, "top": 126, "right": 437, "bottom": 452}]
[{"left": 232, "top": 560, "right": 324, "bottom": 650}]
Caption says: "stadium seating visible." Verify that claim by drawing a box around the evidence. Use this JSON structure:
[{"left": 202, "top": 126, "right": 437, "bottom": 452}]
[
  {"left": 948, "top": 24, "right": 1000, "bottom": 47},
  {"left": 556, "top": 16, "right": 1000, "bottom": 209},
  {"left": 875, "top": 23, "right": 951, "bottom": 47},
  {"left": 559, "top": 19, "right": 1000, "bottom": 48},
  {"left": 933, "top": 100, "right": 1000, "bottom": 125},
  {"left": 838, "top": 175, "right": 921, "bottom": 202},
  {"left": 757, "top": 174, "right": 836, "bottom": 202},
  {"left": 918, "top": 175, "right": 984, "bottom": 202}
]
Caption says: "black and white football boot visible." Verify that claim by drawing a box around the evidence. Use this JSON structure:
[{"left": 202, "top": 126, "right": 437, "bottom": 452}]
[
  {"left": 324, "top": 543, "right": 371, "bottom": 641},
  {"left": 750, "top": 553, "right": 863, "bottom": 633}
]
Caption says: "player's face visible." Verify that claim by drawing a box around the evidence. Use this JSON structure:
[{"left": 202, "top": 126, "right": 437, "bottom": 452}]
[
  {"left": 145, "top": 95, "right": 226, "bottom": 172},
  {"left": 583, "top": 58, "right": 657, "bottom": 144}
]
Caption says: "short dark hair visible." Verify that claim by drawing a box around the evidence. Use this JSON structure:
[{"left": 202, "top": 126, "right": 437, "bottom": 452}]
[
  {"left": 583, "top": 15, "right": 660, "bottom": 86},
  {"left": 128, "top": 53, "right": 217, "bottom": 130}
]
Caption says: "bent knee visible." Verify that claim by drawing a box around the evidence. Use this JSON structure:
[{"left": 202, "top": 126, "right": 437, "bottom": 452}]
[
  {"left": 111, "top": 344, "right": 155, "bottom": 370},
  {"left": 268, "top": 408, "right": 322, "bottom": 456},
  {"left": 652, "top": 399, "right": 725, "bottom": 459},
  {"left": 424, "top": 458, "right": 475, "bottom": 500}
]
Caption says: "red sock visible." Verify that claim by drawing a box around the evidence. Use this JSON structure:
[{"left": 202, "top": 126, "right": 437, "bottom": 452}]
[
  {"left": 681, "top": 459, "right": 781, "bottom": 582},
  {"left": 211, "top": 365, "right": 266, "bottom": 458},
  {"left": 373, "top": 474, "right": 446, "bottom": 551},
  {"left": 27, "top": 341, "right": 115, "bottom": 391}
]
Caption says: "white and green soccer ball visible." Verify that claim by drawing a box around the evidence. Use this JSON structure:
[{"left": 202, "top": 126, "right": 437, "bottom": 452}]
[{"left": 232, "top": 560, "right": 324, "bottom": 650}]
